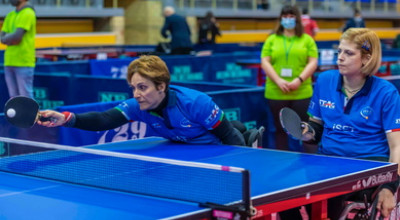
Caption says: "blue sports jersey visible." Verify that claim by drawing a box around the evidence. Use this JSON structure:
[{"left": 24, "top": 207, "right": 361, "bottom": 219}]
[
  {"left": 115, "top": 85, "right": 223, "bottom": 144},
  {"left": 308, "top": 70, "right": 400, "bottom": 158}
]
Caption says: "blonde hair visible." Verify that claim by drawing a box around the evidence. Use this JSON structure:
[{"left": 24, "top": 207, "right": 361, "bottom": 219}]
[
  {"left": 340, "top": 28, "right": 381, "bottom": 76},
  {"left": 127, "top": 55, "right": 171, "bottom": 91}
]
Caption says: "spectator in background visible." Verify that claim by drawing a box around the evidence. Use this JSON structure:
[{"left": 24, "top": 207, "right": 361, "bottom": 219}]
[
  {"left": 161, "top": 6, "right": 193, "bottom": 55},
  {"left": 198, "top": 11, "right": 221, "bottom": 44},
  {"left": 0, "top": 0, "right": 36, "bottom": 98},
  {"left": 342, "top": 8, "right": 365, "bottom": 32},
  {"left": 301, "top": 8, "right": 319, "bottom": 39},
  {"left": 392, "top": 34, "right": 400, "bottom": 49},
  {"left": 260, "top": 5, "right": 318, "bottom": 153},
  {"left": 257, "top": 0, "right": 269, "bottom": 10}
]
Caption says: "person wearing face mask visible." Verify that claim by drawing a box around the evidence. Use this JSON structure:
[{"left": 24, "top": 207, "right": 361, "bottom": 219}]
[
  {"left": 38, "top": 55, "right": 246, "bottom": 146},
  {"left": 342, "top": 8, "right": 365, "bottom": 32},
  {"left": 1, "top": 0, "right": 36, "bottom": 99},
  {"left": 260, "top": 5, "right": 318, "bottom": 151}
]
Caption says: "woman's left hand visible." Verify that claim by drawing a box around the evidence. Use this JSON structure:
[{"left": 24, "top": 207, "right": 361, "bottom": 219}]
[
  {"left": 288, "top": 78, "right": 302, "bottom": 91},
  {"left": 376, "top": 188, "right": 396, "bottom": 218}
]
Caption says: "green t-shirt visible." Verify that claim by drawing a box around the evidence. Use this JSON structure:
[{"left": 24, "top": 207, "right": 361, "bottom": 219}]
[
  {"left": 2, "top": 7, "right": 36, "bottom": 67},
  {"left": 261, "top": 33, "right": 318, "bottom": 100}
]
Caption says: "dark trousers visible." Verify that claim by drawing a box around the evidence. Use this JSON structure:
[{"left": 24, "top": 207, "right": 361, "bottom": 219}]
[{"left": 267, "top": 98, "right": 311, "bottom": 151}]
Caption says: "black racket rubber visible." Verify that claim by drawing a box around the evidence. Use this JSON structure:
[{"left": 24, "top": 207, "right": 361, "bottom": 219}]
[
  {"left": 4, "top": 96, "right": 40, "bottom": 128},
  {"left": 279, "top": 107, "right": 303, "bottom": 140}
]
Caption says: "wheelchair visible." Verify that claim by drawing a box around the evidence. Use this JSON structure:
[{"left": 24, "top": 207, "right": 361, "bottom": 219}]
[
  {"left": 338, "top": 187, "right": 399, "bottom": 220},
  {"left": 230, "top": 120, "right": 265, "bottom": 148}
]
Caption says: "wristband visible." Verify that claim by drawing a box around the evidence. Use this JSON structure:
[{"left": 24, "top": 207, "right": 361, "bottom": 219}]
[
  {"left": 298, "top": 76, "right": 304, "bottom": 83},
  {"left": 62, "top": 111, "right": 76, "bottom": 127},
  {"left": 380, "top": 177, "right": 400, "bottom": 194}
]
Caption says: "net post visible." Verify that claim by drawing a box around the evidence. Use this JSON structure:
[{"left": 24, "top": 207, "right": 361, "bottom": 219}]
[{"left": 242, "top": 169, "right": 253, "bottom": 218}]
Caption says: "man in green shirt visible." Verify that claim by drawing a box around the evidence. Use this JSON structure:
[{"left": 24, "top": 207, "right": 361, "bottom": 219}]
[{"left": 1, "top": 0, "right": 36, "bottom": 98}]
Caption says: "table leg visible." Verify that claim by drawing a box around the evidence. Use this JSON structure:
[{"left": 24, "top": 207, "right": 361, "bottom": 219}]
[
  {"left": 311, "top": 200, "right": 329, "bottom": 220},
  {"left": 253, "top": 212, "right": 278, "bottom": 220}
]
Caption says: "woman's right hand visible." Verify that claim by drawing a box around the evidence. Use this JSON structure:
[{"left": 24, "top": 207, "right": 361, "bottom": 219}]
[
  {"left": 37, "top": 110, "right": 66, "bottom": 127},
  {"left": 276, "top": 78, "right": 291, "bottom": 93}
]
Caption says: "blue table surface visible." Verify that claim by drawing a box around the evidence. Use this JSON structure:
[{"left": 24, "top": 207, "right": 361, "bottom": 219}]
[{"left": 0, "top": 137, "right": 394, "bottom": 219}]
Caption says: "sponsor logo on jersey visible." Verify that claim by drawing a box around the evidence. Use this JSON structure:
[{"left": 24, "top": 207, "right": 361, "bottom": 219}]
[
  {"left": 332, "top": 124, "right": 355, "bottom": 132},
  {"left": 309, "top": 101, "right": 315, "bottom": 109},
  {"left": 319, "top": 99, "right": 335, "bottom": 109},
  {"left": 360, "top": 106, "right": 373, "bottom": 120},
  {"left": 180, "top": 118, "right": 192, "bottom": 128},
  {"left": 151, "top": 123, "right": 162, "bottom": 128},
  {"left": 205, "top": 105, "right": 220, "bottom": 124}
]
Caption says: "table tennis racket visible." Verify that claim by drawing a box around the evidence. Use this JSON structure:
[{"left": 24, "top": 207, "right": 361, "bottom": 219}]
[
  {"left": 4, "top": 96, "right": 56, "bottom": 128},
  {"left": 279, "top": 107, "right": 303, "bottom": 140}
]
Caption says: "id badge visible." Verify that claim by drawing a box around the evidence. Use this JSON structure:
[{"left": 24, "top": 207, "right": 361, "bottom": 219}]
[{"left": 281, "top": 68, "right": 293, "bottom": 77}]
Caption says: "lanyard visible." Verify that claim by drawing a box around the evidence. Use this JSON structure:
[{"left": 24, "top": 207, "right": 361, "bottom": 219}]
[{"left": 283, "top": 36, "right": 295, "bottom": 63}]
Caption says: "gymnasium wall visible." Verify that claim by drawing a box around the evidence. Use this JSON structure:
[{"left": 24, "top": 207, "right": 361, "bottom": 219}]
[
  {"left": 1, "top": 18, "right": 399, "bottom": 49},
  {"left": 216, "top": 28, "right": 400, "bottom": 43}
]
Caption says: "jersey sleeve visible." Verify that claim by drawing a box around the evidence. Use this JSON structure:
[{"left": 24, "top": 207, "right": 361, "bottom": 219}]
[
  {"left": 260, "top": 34, "right": 275, "bottom": 58},
  {"left": 1, "top": 13, "right": 12, "bottom": 33},
  {"left": 190, "top": 94, "right": 224, "bottom": 130},
  {"left": 308, "top": 75, "right": 322, "bottom": 120},
  {"left": 305, "top": 35, "right": 319, "bottom": 58},
  {"left": 15, "top": 9, "right": 35, "bottom": 31},
  {"left": 382, "top": 86, "right": 400, "bottom": 133},
  {"left": 114, "top": 99, "right": 140, "bottom": 122}
]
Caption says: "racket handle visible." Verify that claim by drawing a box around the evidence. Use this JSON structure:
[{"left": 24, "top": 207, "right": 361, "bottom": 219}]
[
  {"left": 39, "top": 116, "right": 58, "bottom": 123},
  {"left": 300, "top": 122, "right": 316, "bottom": 141}
]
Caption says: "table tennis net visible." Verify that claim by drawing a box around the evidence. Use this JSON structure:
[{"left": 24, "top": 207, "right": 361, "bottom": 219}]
[{"left": 0, "top": 138, "right": 248, "bottom": 206}]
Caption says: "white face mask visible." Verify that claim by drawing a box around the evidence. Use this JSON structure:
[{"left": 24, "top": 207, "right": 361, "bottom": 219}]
[{"left": 281, "top": 17, "right": 296, "bottom": 29}]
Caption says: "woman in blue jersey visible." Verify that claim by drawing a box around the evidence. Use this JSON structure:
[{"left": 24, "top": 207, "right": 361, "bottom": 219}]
[
  {"left": 38, "top": 55, "right": 245, "bottom": 146},
  {"left": 300, "top": 28, "right": 400, "bottom": 219}
]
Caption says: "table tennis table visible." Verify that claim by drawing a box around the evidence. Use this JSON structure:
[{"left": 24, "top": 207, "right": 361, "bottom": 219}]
[{"left": 0, "top": 137, "right": 396, "bottom": 220}]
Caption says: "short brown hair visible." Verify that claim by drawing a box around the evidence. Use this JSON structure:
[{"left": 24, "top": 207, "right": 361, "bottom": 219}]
[
  {"left": 275, "top": 5, "right": 304, "bottom": 37},
  {"left": 340, "top": 28, "right": 381, "bottom": 76},
  {"left": 127, "top": 55, "right": 171, "bottom": 91}
]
